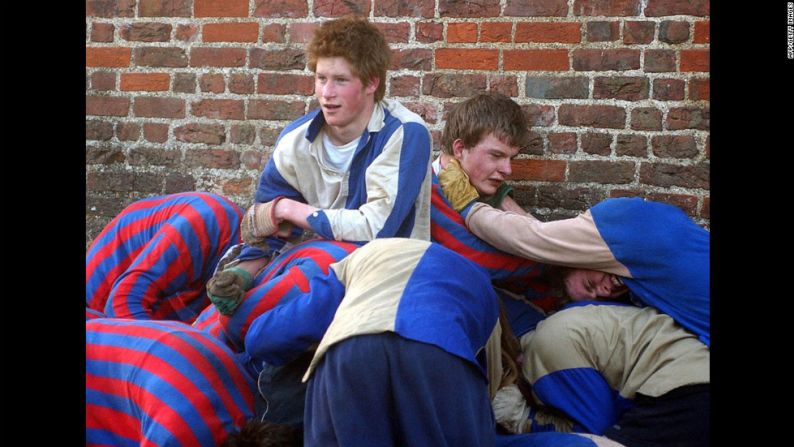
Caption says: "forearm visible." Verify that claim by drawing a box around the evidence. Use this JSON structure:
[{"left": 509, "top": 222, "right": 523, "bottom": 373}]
[{"left": 466, "top": 203, "right": 629, "bottom": 275}]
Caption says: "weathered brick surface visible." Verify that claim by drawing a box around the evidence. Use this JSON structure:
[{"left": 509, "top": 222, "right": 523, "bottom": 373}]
[{"left": 86, "top": 6, "right": 710, "bottom": 235}]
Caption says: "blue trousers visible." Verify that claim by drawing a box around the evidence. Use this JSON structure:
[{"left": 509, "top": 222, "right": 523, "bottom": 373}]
[{"left": 305, "top": 332, "right": 495, "bottom": 447}]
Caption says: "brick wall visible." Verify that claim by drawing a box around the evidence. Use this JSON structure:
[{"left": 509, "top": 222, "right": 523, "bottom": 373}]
[{"left": 86, "top": 0, "right": 710, "bottom": 246}]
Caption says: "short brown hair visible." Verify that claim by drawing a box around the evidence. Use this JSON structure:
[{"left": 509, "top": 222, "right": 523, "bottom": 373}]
[
  {"left": 440, "top": 93, "right": 530, "bottom": 155},
  {"left": 306, "top": 16, "right": 391, "bottom": 102}
]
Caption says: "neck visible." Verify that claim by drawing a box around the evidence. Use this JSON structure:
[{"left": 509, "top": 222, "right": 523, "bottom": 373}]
[
  {"left": 438, "top": 152, "right": 455, "bottom": 170},
  {"left": 326, "top": 100, "right": 377, "bottom": 146}
]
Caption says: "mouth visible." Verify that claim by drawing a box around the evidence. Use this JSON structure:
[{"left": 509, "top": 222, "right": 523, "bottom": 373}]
[
  {"left": 323, "top": 104, "right": 341, "bottom": 112},
  {"left": 610, "top": 275, "right": 623, "bottom": 287}
]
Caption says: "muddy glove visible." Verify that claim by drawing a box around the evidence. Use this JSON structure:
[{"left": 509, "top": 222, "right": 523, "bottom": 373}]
[
  {"left": 480, "top": 182, "right": 514, "bottom": 209},
  {"left": 241, "top": 198, "right": 293, "bottom": 248},
  {"left": 207, "top": 266, "right": 253, "bottom": 316},
  {"left": 438, "top": 159, "right": 480, "bottom": 212},
  {"left": 492, "top": 384, "right": 532, "bottom": 434}
]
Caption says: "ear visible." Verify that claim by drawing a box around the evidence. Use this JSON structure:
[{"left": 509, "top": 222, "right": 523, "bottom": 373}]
[
  {"left": 365, "top": 77, "right": 379, "bottom": 95},
  {"left": 452, "top": 138, "right": 466, "bottom": 159}
]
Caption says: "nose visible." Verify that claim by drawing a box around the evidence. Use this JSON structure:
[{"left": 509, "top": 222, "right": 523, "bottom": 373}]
[
  {"left": 321, "top": 82, "right": 335, "bottom": 98},
  {"left": 499, "top": 158, "right": 512, "bottom": 176}
]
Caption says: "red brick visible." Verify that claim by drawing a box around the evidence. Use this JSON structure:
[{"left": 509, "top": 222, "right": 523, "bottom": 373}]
[
  {"left": 190, "top": 48, "right": 247, "bottom": 67},
  {"left": 191, "top": 99, "right": 245, "bottom": 120},
  {"left": 416, "top": 21, "right": 443, "bottom": 43},
  {"left": 569, "top": 160, "right": 635, "bottom": 184},
  {"left": 403, "top": 101, "right": 439, "bottom": 124},
  {"left": 392, "top": 49, "right": 433, "bottom": 71},
  {"left": 263, "top": 24, "right": 286, "bottom": 43},
  {"left": 630, "top": 107, "right": 662, "bottom": 131},
  {"left": 116, "top": 122, "right": 140, "bottom": 141},
  {"left": 313, "top": 0, "right": 371, "bottom": 17},
  {"left": 693, "top": 21, "right": 709, "bottom": 43},
  {"left": 254, "top": 0, "right": 309, "bottom": 18},
  {"left": 645, "top": 0, "right": 709, "bottom": 17},
  {"left": 120, "top": 73, "right": 170, "bottom": 91},
  {"left": 229, "top": 73, "right": 255, "bottom": 94},
  {"left": 573, "top": 0, "right": 641, "bottom": 16},
  {"left": 593, "top": 76, "right": 649, "bottom": 101},
  {"left": 257, "top": 74, "right": 313, "bottom": 95},
  {"left": 121, "top": 22, "right": 171, "bottom": 41},
  {"left": 203, "top": 23, "right": 259, "bottom": 43},
  {"left": 86, "top": 47, "right": 131, "bottom": 67},
  {"left": 515, "top": 23, "right": 581, "bottom": 43},
  {"left": 447, "top": 23, "right": 477, "bottom": 43},
  {"left": 422, "top": 73, "right": 487, "bottom": 98},
  {"left": 241, "top": 150, "right": 264, "bottom": 169},
  {"left": 143, "top": 123, "right": 169, "bottom": 143},
  {"left": 174, "top": 123, "right": 226, "bottom": 144},
  {"left": 509, "top": 159, "right": 566, "bottom": 182},
  {"left": 652, "top": 78, "right": 685, "bottom": 101},
  {"left": 559, "top": 105, "right": 626, "bottom": 129},
  {"left": 644, "top": 49, "right": 676, "bottom": 72},
  {"left": 681, "top": 49, "right": 709, "bottom": 72},
  {"left": 139, "top": 0, "right": 190, "bottom": 17},
  {"left": 86, "top": 96, "right": 130, "bottom": 116},
  {"left": 581, "top": 132, "right": 613, "bottom": 155},
  {"left": 505, "top": 0, "right": 568, "bottom": 17},
  {"left": 91, "top": 23, "right": 115, "bottom": 42},
  {"left": 133, "top": 97, "right": 185, "bottom": 118},
  {"left": 586, "top": 21, "right": 619, "bottom": 42},
  {"left": 86, "top": 120, "right": 114, "bottom": 141},
  {"left": 173, "top": 73, "right": 196, "bottom": 92},
  {"left": 489, "top": 75, "right": 518, "bottom": 97},
  {"left": 700, "top": 197, "right": 709, "bottom": 219},
  {"left": 688, "top": 78, "right": 710, "bottom": 101},
  {"left": 436, "top": 49, "right": 498, "bottom": 70},
  {"left": 165, "top": 173, "right": 196, "bottom": 193},
  {"left": 375, "top": 0, "right": 434, "bottom": 17},
  {"left": 86, "top": 144, "right": 125, "bottom": 164},
  {"left": 185, "top": 149, "right": 240, "bottom": 169},
  {"left": 250, "top": 48, "right": 305, "bottom": 70},
  {"left": 659, "top": 21, "right": 690, "bottom": 44},
  {"left": 87, "top": 171, "right": 134, "bottom": 192},
  {"left": 522, "top": 104, "right": 555, "bottom": 127},
  {"left": 199, "top": 73, "right": 225, "bottom": 93},
  {"left": 91, "top": 71, "right": 116, "bottom": 91},
  {"left": 259, "top": 127, "right": 282, "bottom": 145},
  {"left": 572, "top": 49, "right": 640, "bottom": 71},
  {"left": 176, "top": 24, "right": 198, "bottom": 42},
  {"left": 537, "top": 186, "right": 607, "bottom": 212},
  {"left": 667, "top": 107, "right": 709, "bottom": 130},
  {"left": 504, "top": 50, "right": 569, "bottom": 71},
  {"left": 481, "top": 22, "right": 512, "bottom": 43},
  {"left": 87, "top": 0, "right": 136, "bottom": 17},
  {"left": 375, "top": 22, "right": 410, "bottom": 43},
  {"left": 222, "top": 177, "right": 255, "bottom": 196},
  {"left": 615, "top": 134, "right": 647, "bottom": 157},
  {"left": 623, "top": 21, "right": 655, "bottom": 45},
  {"left": 248, "top": 100, "right": 306, "bottom": 120},
  {"left": 651, "top": 135, "right": 698, "bottom": 158},
  {"left": 195, "top": 0, "right": 248, "bottom": 17},
  {"left": 390, "top": 76, "right": 420, "bottom": 97},
  {"left": 548, "top": 133, "right": 577, "bottom": 154},
  {"left": 287, "top": 24, "right": 318, "bottom": 43},
  {"left": 440, "top": 0, "right": 500, "bottom": 17},
  {"left": 639, "top": 161, "right": 709, "bottom": 189},
  {"left": 520, "top": 131, "right": 545, "bottom": 155},
  {"left": 231, "top": 124, "right": 256, "bottom": 145},
  {"left": 134, "top": 47, "right": 188, "bottom": 67}
]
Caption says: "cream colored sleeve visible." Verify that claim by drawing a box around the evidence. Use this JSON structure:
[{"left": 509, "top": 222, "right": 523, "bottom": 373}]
[{"left": 465, "top": 202, "right": 631, "bottom": 277}]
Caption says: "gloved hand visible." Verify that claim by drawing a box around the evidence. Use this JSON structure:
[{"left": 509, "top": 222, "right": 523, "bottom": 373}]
[
  {"left": 438, "top": 159, "right": 480, "bottom": 212},
  {"left": 207, "top": 266, "right": 253, "bottom": 316},
  {"left": 479, "top": 182, "right": 514, "bottom": 208},
  {"left": 492, "top": 384, "right": 531, "bottom": 434},
  {"left": 241, "top": 198, "right": 293, "bottom": 248}
]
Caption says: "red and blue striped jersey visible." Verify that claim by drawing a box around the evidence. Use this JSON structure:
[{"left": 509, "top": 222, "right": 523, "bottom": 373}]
[
  {"left": 430, "top": 177, "right": 557, "bottom": 313},
  {"left": 86, "top": 318, "right": 255, "bottom": 447},
  {"left": 194, "top": 239, "right": 359, "bottom": 351},
  {"left": 86, "top": 192, "right": 243, "bottom": 323}
]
